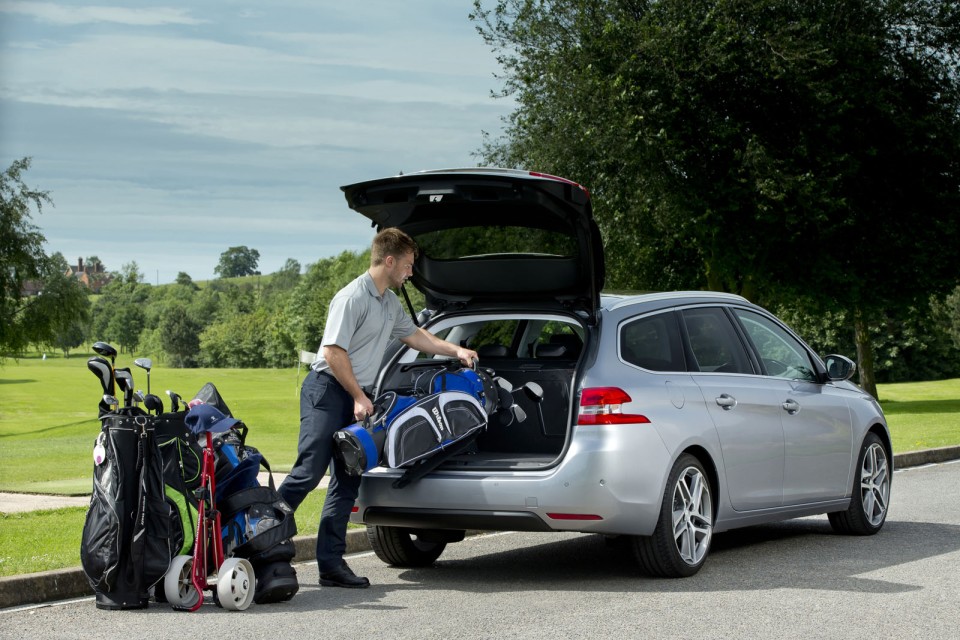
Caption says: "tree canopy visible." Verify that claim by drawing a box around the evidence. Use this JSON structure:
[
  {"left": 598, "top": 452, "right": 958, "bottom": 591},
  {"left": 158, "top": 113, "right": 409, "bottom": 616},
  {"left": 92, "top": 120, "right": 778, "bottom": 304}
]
[
  {"left": 1, "top": 158, "right": 89, "bottom": 357},
  {"left": 472, "top": 0, "right": 960, "bottom": 396},
  {"left": 215, "top": 246, "right": 261, "bottom": 278}
]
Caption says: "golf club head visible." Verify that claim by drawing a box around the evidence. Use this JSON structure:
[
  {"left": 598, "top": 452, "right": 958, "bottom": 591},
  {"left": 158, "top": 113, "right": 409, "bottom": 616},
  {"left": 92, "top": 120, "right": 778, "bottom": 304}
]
[
  {"left": 510, "top": 404, "right": 528, "bottom": 423},
  {"left": 115, "top": 367, "right": 134, "bottom": 407},
  {"left": 87, "top": 356, "right": 115, "bottom": 397},
  {"left": 92, "top": 341, "right": 117, "bottom": 363},
  {"left": 144, "top": 394, "right": 164, "bottom": 415},
  {"left": 102, "top": 394, "right": 119, "bottom": 410},
  {"left": 133, "top": 389, "right": 145, "bottom": 405},
  {"left": 520, "top": 381, "right": 544, "bottom": 403},
  {"left": 166, "top": 390, "right": 181, "bottom": 413},
  {"left": 134, "top": 358, "right": 152, "bottom": 394}
]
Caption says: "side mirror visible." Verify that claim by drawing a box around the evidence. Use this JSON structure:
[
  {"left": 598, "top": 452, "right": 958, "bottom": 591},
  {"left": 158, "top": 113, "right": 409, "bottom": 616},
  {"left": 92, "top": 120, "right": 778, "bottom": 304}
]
[{"left": 824, "top": 354, "right": 856, "bottom": 381}]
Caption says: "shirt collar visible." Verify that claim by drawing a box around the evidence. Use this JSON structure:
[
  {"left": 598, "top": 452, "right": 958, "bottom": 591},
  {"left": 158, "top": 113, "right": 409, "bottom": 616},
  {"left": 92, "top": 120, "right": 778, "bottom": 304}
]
[{"left": 361, "top": 271, "right": 382, "bottom": 300}]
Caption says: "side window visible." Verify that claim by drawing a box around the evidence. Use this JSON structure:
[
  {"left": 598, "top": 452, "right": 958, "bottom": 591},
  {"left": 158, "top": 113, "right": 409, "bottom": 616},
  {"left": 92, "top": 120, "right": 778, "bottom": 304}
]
[
  {"left": 620, "top": 312, "right": 685, "bottom": 372},
  {"left": 680, "top": 307, "right": 753, "bottom": 374},
  {"left": 733, "top": 309, "right": 817, "bottom": 382}
]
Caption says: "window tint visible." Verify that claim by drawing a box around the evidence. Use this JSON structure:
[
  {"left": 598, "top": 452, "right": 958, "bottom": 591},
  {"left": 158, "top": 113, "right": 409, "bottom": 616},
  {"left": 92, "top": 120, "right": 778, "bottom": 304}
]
[
  {"left": 620, "top": 312, "right": 685, "bottom": 372},
  {"left": 471, "top": 319, "right": 520, "bottom": 356},
  {"left": 733, "top": 309, "right": 817, "bottom": 382},
  {"left": 680, "top": 307, "right": 753, "bottom": 374}
]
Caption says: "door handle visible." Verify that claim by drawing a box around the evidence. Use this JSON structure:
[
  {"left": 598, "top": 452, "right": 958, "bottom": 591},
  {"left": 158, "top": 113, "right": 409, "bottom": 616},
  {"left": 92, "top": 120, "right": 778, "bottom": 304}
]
[
  {"left": 716, "top": 394, "right": 737, "bottom": 410},
  {"left": 781, "top": 399, "right": 800, "bottom": 415}
]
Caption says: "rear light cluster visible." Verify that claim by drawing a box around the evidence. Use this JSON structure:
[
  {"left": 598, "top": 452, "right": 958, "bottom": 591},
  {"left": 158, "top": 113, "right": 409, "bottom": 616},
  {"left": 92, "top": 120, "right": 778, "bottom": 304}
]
[{"left": 577, "top": 387, "right": 650, "bottom": 425}]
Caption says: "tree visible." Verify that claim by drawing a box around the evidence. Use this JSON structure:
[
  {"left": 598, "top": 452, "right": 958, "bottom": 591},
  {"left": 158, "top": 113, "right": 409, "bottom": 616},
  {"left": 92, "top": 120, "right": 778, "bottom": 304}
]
[
  {"left": 1, "top": 158, "right": 89, "bottom": 357},
  {"left": 160, "top": 307, "right": 202, "bottom": 368},
  {"left": 473, "top": 0, "right": 960, "bottom": 397},
  {"left": 175, "top": 271, "right": 198, "bottom": 290},
  {"left": 214, "top": 246, "right": 261, "bottom": 278}
]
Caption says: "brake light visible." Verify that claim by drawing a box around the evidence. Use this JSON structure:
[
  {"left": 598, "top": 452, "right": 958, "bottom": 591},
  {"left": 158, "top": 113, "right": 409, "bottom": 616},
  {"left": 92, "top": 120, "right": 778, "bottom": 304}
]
[
  {"left": 578, "top": 387, "right": 651, "bottom": 425},
  {"left": 528, "top": 171, "right": 591, "bottom": 197}
]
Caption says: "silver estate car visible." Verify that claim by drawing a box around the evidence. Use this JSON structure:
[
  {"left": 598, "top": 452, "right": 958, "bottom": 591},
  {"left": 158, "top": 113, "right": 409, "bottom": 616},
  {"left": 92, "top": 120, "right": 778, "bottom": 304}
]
[{"left": 341, "top": 168, "right": 892, "bottom": 577}]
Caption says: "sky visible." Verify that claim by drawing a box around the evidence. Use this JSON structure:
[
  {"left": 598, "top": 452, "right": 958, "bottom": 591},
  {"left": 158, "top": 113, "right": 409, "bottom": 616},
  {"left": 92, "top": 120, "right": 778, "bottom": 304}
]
[{"left": 0, "top": 1, "right": 513, "bottom": 283}]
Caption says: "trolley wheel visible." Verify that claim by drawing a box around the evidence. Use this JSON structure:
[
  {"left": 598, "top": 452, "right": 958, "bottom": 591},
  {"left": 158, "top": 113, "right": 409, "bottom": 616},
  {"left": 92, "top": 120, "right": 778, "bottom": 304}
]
[
  {"left": 216, "top": 558, "right": 256, "bottom": 611},
  {"left": 164, "top": 555, "right": 201, "bottom": 609}
]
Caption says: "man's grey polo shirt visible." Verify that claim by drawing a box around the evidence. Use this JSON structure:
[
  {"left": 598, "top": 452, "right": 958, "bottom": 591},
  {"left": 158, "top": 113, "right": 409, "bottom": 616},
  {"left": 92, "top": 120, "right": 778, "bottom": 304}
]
[{"left": 312, "top": 272, "right": 417, "bottom": 388}]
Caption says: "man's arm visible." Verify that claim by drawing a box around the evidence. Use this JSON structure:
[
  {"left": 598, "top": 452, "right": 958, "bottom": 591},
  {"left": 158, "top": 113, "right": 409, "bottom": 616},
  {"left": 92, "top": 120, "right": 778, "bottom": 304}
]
[
  {"left": 323, "top": 345, "right": 374, "bottom": 420},
  {"left": 400, "top": 328, "right": 478, "bottom": 368}
]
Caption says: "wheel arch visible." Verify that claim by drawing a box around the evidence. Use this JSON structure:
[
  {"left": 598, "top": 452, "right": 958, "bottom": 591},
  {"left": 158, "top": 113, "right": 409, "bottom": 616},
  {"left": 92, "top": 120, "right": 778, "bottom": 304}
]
[
  {"left": 681, "top": 444, "right": 720, "bottom": 518},
  {"left": 868, "top": 423, "right": 893, "bottom": 469}
]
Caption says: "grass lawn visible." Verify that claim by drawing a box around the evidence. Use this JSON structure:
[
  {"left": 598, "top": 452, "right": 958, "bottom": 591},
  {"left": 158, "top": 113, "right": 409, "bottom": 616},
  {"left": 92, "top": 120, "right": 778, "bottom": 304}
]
[
  {"left": 878, "top": 378, "right": 960, "bottom": 452},
  {"left": 0, "top": 351, "right": 305, "bottom": 494},
  {"left": 0, "top": 352, "right": 957, "bottom": 577}
]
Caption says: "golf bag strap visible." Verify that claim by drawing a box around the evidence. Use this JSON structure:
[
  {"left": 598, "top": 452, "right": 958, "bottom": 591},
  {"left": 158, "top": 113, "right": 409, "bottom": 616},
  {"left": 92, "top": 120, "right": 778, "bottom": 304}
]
[
  {"left": 400, "top": 283, "right": 419, "bottom": 328},
  {"left": 392, "top": 433, "right": 478, "bottom": 490}
]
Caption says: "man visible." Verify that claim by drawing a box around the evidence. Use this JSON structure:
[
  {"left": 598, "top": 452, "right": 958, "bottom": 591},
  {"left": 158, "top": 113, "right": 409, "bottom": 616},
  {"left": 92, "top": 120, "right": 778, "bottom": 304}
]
[{"left": 278, "top": 228, "right": 478, "bottom": 588}]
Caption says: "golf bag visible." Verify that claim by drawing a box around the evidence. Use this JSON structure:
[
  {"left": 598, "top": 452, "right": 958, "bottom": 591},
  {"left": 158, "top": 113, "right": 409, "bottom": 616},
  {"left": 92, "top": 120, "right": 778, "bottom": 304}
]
[
  {"left": 81, "top": 411, "right": 182, "bottom": 610},
  {"left": 333, "top": 366, "right": 495, "bottom": 476},
  {"left": 156, "top": 384, "right": 299, "bottom": 604}
]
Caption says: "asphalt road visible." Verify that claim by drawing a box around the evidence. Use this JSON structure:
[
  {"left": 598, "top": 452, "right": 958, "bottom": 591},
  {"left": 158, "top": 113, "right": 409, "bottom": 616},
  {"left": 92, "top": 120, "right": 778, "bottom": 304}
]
[{"left": 2, "top": 461, "right": 958, "bottom": 640}]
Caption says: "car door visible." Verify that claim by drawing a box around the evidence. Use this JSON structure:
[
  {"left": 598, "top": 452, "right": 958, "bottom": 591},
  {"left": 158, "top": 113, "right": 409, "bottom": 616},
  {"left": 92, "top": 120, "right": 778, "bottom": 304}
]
[
  {"left": 731, "top": 308, "right": 853, "bottom": 504},
  {"left": 681, "top": 307, "right": 786, "bottom": 511}
]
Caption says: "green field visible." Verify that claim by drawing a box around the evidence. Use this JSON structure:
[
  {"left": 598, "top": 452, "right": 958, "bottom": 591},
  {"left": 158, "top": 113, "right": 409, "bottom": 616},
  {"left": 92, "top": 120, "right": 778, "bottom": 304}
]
[
  {"left": 0, "top": 351, "right": 957, "bottom": 577},
  {"left": 0, "top": 352, "right": 305, "bottom": 495}
]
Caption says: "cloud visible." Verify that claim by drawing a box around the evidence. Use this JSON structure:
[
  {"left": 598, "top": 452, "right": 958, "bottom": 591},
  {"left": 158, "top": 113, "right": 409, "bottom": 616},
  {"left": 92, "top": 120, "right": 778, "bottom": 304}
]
[{"left": 0, "top": 1, "right": 206, "bottom": 26}]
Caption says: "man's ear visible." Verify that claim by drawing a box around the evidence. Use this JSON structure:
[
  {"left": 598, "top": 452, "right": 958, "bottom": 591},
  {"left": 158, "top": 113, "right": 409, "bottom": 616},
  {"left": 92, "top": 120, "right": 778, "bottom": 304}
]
[{"left": 384, "top": 255, "right": 395, "bottom": 268}]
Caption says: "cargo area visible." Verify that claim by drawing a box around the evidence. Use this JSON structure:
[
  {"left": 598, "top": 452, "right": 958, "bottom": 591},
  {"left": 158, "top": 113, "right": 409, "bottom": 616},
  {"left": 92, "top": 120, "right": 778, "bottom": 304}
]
[{"left": 375, "top": 313, "right": 586, "bottom": 470}]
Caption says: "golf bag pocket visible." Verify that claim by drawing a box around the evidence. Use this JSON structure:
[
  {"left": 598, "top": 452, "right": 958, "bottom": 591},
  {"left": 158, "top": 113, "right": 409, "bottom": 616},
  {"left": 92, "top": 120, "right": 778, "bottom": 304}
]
[
  {"left": 333, "top": 391, "right": 414, "bottom": 476},
  {"left": 415, "top": 366, "right": 499, "bottom": 415},
  {"left": 219, "top": 486, "right": 297, "bottom": 562},
  {"left": 386, "top": 390, "right": 487, "bottom": 468}
]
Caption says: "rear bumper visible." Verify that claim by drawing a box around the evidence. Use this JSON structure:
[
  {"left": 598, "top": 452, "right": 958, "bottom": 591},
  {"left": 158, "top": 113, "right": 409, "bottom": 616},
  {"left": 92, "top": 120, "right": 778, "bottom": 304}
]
[{"left": 349, "top": 425, "right": 673, "bottom": 536}]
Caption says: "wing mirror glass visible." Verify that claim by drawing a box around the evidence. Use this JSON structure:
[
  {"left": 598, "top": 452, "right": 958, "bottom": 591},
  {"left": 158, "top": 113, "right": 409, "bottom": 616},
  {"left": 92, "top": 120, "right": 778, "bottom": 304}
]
[{"left": 824, "top": 354, "right": 856, "bottom": 381}]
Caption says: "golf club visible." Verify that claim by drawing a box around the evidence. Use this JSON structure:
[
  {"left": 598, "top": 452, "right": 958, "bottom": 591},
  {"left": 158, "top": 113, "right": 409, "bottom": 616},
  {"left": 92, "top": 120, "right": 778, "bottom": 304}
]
[
  {"left": 115, "top": 367, "right": 134, "bottom": 408},
  {"left": 87, "top": 356, "right": 115, "bottom": 398},
  {"left": 144, "top": 394, "right": 164, "bottom": 416},
  {"left": 92, "top": 341, "right": 117, "bottom": 366},
  {"left": 102, "top": 394, "right": 119, "bottom": 412},
  {"left": 133, "top": 389, "right": 145, "bottom": 407},
  {"left": 166, "top": 390, "right": 181, "bottom": 413},
  {"left": 134, "top": 357, "right": 152, "bottom": 394}
]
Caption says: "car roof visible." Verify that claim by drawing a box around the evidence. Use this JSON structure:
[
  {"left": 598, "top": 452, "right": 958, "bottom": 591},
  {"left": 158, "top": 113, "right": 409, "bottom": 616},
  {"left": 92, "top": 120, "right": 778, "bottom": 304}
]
[{"left": 601, "top": 291, "right": 751, "bottom": 312}]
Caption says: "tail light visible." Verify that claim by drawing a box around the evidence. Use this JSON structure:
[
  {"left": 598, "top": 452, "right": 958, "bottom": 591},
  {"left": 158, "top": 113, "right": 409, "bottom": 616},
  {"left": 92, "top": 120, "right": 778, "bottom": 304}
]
[{"left": 577, "top": 387, "right": 651, "bottom": 425}]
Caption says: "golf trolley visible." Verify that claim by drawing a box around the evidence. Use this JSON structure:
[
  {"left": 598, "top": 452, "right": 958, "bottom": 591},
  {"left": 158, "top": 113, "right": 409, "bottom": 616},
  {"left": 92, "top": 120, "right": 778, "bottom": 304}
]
[{"left": 163, "top": 425, "right": 256, "bottom": 611}]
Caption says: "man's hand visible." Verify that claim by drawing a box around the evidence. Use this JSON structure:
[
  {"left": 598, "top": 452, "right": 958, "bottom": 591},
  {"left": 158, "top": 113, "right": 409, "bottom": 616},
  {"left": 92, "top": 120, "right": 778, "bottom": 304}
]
[
  {"left": 354, "top": 396, "right": 374, "bottom": 422},
  {"left": 456, "top": 346, "right": 479, "bottom": 369}
]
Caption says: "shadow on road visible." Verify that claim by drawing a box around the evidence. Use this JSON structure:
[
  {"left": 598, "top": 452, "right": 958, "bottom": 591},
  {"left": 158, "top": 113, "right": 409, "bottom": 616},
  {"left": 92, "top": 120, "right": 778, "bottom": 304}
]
[{"left": 377, "top": 518, "right": 959, "bottom": 596}]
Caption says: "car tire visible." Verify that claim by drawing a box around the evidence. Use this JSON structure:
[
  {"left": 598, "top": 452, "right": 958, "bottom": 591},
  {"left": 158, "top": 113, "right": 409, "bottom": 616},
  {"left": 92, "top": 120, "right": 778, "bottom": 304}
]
[
  {"left": 633, "top": 453, "right": 714, "bottom": 578},
  {"left": 366, "top": 525, "right": 447, "bottom": 567},
  {"left": 828, "top": 432, "right": 890, "bottom": 535}
]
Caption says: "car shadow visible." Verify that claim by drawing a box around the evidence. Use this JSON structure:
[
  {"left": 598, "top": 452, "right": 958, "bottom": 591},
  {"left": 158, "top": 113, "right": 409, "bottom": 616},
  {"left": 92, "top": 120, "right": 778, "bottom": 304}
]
[{"left": 383, "top": 518, "right": 959, "bottom": 595}]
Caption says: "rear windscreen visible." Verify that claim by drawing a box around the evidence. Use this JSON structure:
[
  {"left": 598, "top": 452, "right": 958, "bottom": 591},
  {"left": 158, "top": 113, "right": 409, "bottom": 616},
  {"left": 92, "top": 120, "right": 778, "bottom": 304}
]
[{"left": 414, "top": 225, "right": 578, "bottom": 260}]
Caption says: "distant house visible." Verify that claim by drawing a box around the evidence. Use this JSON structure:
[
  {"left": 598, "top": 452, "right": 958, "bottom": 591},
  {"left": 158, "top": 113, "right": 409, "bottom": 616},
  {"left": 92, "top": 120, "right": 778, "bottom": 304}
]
[
  {"left": 65, "top": 257, "right": 112, "bottom": 292},
  {"left": 21, "top": 280, "right": 44, "bottom": 297}
]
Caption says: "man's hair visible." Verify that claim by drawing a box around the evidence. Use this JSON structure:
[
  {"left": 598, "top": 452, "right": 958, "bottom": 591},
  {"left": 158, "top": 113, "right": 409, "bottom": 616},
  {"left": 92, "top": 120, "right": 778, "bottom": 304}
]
[{"left": 371, "top": 228, "right": 418, "bottom": 266}]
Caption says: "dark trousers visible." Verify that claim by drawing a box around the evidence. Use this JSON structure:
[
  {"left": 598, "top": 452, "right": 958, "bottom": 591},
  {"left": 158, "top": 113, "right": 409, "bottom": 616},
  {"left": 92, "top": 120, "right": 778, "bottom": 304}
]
[{"left": 278, "top": 370, "right": 360, "bottom": 573}]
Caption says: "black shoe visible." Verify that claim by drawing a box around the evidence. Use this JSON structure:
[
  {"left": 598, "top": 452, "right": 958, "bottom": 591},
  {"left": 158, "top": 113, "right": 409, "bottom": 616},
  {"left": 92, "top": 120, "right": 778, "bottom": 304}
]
[{"left": 319, "top": 562, "right": 370, "bottom": 589}]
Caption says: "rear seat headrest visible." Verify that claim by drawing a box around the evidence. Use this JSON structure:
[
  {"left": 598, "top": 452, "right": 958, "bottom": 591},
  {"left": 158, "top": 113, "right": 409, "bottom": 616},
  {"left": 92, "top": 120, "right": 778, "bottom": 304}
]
[{"left": 477, "top": 344, "right": 509, "bottom": 358}]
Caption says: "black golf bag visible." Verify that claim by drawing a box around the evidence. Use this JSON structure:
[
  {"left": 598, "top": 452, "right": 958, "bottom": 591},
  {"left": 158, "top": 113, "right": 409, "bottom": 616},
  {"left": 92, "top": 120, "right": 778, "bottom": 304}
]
[
  {"left": 157, "top": 383, "right": 299, "bottom": 604},
  {"left": 80, "top": 411, "right": 182, "bottom": 610}
]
